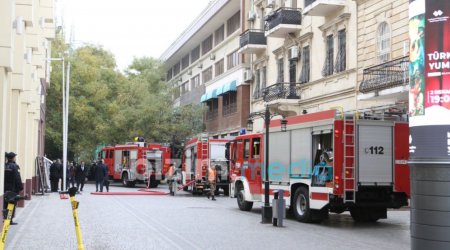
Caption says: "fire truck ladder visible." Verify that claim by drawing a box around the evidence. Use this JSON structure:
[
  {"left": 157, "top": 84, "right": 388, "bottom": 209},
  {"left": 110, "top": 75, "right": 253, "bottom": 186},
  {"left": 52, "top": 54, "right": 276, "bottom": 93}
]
[
  {"left": 201, "top": 135, "right": 209, "bottom": 167},
  {"left": 343, "top": 113, "right": 356, "bottom": 203}
]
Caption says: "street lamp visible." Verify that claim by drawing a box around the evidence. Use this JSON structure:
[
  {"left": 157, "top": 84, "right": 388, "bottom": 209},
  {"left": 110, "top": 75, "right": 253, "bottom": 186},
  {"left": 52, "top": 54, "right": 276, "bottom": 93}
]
[{"left": 247, "top": 105, "right": 288, "bottom": 224}]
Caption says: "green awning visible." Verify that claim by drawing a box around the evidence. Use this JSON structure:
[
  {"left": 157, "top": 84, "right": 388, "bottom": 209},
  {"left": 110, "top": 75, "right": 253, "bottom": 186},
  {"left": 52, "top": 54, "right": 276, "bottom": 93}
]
[
  {"left": 204, "top": 89, "right": 217, "bottom": 101},
  {"left": 221, "top": 80, "right": 237, "bottom": 95},
  {"left": 215, "top": 85, "right": 224, "bottom": 96},
  {"left": 200, "top": 94, "right": 207, "bottom": 103}
]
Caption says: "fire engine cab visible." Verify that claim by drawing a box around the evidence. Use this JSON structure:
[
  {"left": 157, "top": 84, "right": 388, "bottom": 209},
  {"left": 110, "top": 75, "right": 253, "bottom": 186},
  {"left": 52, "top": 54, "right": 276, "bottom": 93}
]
[
  {"left": 100, "top": 141, "right": 171, "bottom": 188},
  {"left": 229, "top": 109, "right": 410, "bottom": 222},
  {"left": 181, "top": 134, "right": 231, "bottom": 195}
]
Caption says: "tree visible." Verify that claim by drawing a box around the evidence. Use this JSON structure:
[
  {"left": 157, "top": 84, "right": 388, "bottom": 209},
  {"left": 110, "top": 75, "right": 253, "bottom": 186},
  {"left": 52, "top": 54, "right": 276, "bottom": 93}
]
[{"left": 45, "top": 42, "right": 204, "bottom": 162}]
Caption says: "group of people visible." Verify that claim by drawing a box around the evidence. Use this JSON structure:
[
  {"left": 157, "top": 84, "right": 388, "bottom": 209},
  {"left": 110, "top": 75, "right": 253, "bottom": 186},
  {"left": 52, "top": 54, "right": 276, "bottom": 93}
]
[
  {"left": 3, "top": 152, "right": 23, "bottom": 225},
  {"left": 49, "top": 159, "right": 110, "bottom": 193},
  {"left": 49, "top": 160, "right": 89, "bottom": 192}
]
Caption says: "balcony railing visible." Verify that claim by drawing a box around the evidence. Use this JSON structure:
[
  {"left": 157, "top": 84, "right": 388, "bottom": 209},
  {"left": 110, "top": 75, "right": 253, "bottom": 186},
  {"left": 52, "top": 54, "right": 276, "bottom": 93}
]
[
  {"left": 240, "top": 29, "right": 267, "bottom": 48},
  {"left": 359, "top": 56, "right": 409, "bottom": 94},
  {"left": 265, "top": 7, "right": 302, "bottom": 31},
  {"left": 263, "top": 82, "right": 302, "bottom": 102}
]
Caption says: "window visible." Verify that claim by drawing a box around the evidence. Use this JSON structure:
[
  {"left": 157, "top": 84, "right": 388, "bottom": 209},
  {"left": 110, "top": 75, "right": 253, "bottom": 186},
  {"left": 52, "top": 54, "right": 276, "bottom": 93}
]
[
  {"left": 181, "top": 54, "right": 190, "bottom": 70},
  {"left": 173, "top": 62, "right": 181, "bottom": 76},
  {"left": 181, "top": 81, "right": 189, "bottom": 94},
  {"left": 191, "top": 46, "right": 200, "bottom": 63},
  {"left": 261, "top": 66, "right": 266, "bottom": 90},
  {"left": 173, "top": 86, "right": 180, "bottom": 99},
  {"left": 251, "top": 138, "right": 261, "bottom": 159},
  {"left": 215, "top": 59, "right": 224, "bottom": 77},
  {"left": 227, "top": 50, "right": 240, "bottom": 69},
  {"left": 222, "top": 91, "right": 237, "bottom": 116},
  {"left": 227, "top": 11, "right": 240, "bottom": 36},
  {"left": 322, "top": 34, "right": 334, "bottom": 77},
  {"left": 166, "top": 69, "right": 173, "bottom": 81},
  {"left": 191, "top": 74, "right": 200, "bottom": 89},
  {"left": 202, "top": 66, "right": 213, "bottom": 84},
  {"left": 244, "top": 139, "right": 250, "bottom": 159},
  {"left": 206, "top": 99, "right": 218, "bottom": 121},
  {"left": 289, "top": 60, "right": 296, "bottom": 83},
  {"left": 253, "top": 69, "right": 261, "bottom": 99},
  {"left": 277, "top": 58, "right": 284, "bottom": 83},
  {"left": 215, "top": 25, "right": 225, "bottom": 46},
  {"left": 335, "top": 29, "right": 346, "bottom": 73},
  {"left": 377, "top": 22, "right": 390, "bottom": 63},
  {"left": 202, "top": 35, "right": 213, "bottom": 55},
  {"left": 300, "top": 46, "right": 310, "bottom": 83}
]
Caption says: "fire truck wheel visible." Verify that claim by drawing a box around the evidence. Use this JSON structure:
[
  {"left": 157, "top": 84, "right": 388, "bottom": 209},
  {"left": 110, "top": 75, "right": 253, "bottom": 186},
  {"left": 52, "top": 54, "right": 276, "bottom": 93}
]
[
  {"left": 237, "top": 190, "right": 253, "bottom": 211},
  {"left": 293, "top": 187, "right": 313, "bottom": 223},
  {"left": 149, "top": 175, "right": 158, "bottom": 188},
  {"left": 122, "top": 173, "right": 135, "bottom": 187}
]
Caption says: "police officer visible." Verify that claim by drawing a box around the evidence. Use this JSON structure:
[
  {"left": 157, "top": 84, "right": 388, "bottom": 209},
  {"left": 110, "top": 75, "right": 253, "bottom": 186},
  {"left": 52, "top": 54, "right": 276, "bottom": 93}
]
[
  {"left": 4, "top": 152, "right": 23, "bottom": 225},
  {"left": 207, "top": 165, "right": 217, "bottom": 201}
]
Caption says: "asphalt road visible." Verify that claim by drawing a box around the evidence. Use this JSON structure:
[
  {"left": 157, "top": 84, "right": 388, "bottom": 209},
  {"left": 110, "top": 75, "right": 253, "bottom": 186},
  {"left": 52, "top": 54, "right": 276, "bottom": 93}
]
[{"left": 5, "top": 182, "right": 410, "bottom": 250}]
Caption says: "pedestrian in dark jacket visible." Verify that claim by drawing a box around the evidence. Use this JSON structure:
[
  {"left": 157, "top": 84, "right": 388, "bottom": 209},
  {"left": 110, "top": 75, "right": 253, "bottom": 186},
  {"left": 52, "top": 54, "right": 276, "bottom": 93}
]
[
  {"left": 68, "top": 162, "right": 76, "bottom": 188},
  {"left": 75, "top": 161, "right": 88, "bottom": 192},
  {"left": 95, "top": 159, "right": 107, "bottom": 192},
  {"left": 49, "top": 159, "right": 61, "bottom": 192},
  {"left": 103, "top": 165, "right": 110, "bottom": 192},
  {"left": 4, "top": 152, "right": 23, "bottom": 225}
]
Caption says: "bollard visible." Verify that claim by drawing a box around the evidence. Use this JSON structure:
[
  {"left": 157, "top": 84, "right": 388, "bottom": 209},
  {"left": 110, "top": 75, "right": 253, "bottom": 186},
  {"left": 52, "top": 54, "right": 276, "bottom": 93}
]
[
  {"left": 272, "top": 190, "right": 286, "bottom": 227},
  {"left": 60, "top": 187, "right": 85, "bottom": 250},
  {"left": 0, "top": 192, "right": 25, "bottom": 250}
]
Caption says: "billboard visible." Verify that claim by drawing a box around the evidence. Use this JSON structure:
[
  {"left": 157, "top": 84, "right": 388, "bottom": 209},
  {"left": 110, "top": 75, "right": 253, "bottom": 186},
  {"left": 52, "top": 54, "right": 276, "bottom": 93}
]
[{"left": 409, "top": 0, "right": 450, "bottom": 159}]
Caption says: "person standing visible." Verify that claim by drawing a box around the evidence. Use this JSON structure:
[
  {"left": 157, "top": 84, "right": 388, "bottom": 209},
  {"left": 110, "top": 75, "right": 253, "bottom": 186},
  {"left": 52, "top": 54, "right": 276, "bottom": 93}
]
[
  {"left": 167, "top": 163, "right": 176, "bottom": 196},
  {"left": 49, "top": 160, "right": 61, "bottom": 192},
  {"left": 75, "top": 161, "right": 88, "bottom": 192},
  {"left": 4, "top": 152, "right": 23, "bottom": 225},
  {"left": 95, "top": 159, "right": 107, "bottom": 192},
  {"left": 103, "top": 163, "right": 110, "bottom": 192},
  {"left": 68, "top": 162, "right": 76, "bottom": 188},
  {"left": 207, "top": 165, "right": 217, "bottom": 201}
]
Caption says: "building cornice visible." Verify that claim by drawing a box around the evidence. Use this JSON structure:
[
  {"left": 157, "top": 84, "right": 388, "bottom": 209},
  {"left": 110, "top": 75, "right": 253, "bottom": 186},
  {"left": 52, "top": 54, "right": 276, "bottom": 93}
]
[{"left": 160, "top": 0, "right": 229, "bottom": 61}]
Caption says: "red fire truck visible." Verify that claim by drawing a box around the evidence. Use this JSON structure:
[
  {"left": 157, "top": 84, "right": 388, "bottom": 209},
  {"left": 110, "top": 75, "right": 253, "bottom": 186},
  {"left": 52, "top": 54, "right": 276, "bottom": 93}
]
[
  {"left": 181, "top": 134, "right": 231, "bottom": 195},
  {"left": 229, "top": 109, "right": 410, "bottom": 222},
  {"left": 99, "top": 141, "right": 171, "bottom": 188}
]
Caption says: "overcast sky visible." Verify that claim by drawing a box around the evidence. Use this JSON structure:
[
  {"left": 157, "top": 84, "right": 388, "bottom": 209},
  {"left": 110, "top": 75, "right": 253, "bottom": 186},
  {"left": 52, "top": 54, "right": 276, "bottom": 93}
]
[{"left": 60, "top": 0, "right": 212, "bottom": 70}]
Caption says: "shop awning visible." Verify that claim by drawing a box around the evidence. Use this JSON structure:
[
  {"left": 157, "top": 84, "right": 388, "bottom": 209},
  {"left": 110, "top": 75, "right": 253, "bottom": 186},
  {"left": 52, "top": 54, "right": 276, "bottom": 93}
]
[
  {"left": 220, "top": 80, "right": 237, "bottom": 95},
  {"left": 215, "top": 85, "right": 224, "bottom": 96},
  {"left": 201, "top": 89, "right": 218, "bottom": 103},
  {"left": 200, "top": 94, "right": 207, "bottom": 103}
]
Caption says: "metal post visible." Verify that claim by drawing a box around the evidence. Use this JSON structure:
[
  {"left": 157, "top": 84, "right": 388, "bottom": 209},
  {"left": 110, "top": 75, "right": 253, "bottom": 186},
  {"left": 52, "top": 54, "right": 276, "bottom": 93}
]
[
  {"left": 261, "top": 105, "right": 272, "bottom": 223},
  {"left": 63, "top": 62, "right": 70, "bottom": 191},
  {"left": 62, "top": 59, "right": 67, "bottom": 191},
  {"left": 409, "top": 1, "right": 450, "bottom": 249}
]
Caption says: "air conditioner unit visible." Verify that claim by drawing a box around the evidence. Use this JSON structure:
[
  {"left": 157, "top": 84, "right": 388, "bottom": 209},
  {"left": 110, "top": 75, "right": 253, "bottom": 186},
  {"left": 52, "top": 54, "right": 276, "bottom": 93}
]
[
  {"left": 289, "top": 46, "right": 299, "bottom": 60},
  {"left": 244, "top": 69, "right": 253, "bottom": 82},
  {"left": 248, "top": 10, "right": 256, "bottom": 22},
  {"left": 14, "top": 16, "right": 25, "bottom": 35},
  {"left": 267, "top": 0, "right": 275, "bottom": 8},
  {"left": 24, "top": 48, "right": 32, "bottom": 64}
]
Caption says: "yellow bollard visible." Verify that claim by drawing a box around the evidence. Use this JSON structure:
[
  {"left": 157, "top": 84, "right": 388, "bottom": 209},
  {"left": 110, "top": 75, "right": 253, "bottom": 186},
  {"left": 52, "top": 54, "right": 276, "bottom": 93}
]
[
  {"left": 0, "top": 192, "right": 25, "bottom": 250},
  {"left": 61, "top": 187, "right": 85, "bottom": 250}
]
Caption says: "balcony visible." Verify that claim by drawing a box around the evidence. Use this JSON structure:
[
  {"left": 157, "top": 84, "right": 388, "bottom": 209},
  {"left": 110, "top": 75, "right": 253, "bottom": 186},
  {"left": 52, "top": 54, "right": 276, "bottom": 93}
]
[
  {"left": 239, "top": 29, "right": 267, "bottom": 54},
  {"left": 265, "top": 7, "right": 302, "bottom": 38},
  {"left": 303, "top": 0, "right": 346, "bottom": 16},
  {"left": 359, "top": 56, "right": 409, "bottom": 95},
  {"left": 263, "top": 82, "right": 302, "bottom": 102}
]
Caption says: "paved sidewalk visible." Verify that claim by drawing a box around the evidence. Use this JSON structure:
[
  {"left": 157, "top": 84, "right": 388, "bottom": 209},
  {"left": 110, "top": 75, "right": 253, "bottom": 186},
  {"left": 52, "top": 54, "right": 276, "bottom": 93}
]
[{"left": 4, "top": 182, "right": 411, "bottom": 250}]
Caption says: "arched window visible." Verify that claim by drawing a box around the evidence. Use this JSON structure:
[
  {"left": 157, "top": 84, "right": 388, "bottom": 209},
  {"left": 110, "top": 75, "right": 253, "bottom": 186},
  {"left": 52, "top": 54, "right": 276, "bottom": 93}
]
[{"left": 377, "top": 22, "right": 391, "bottom": 63}]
